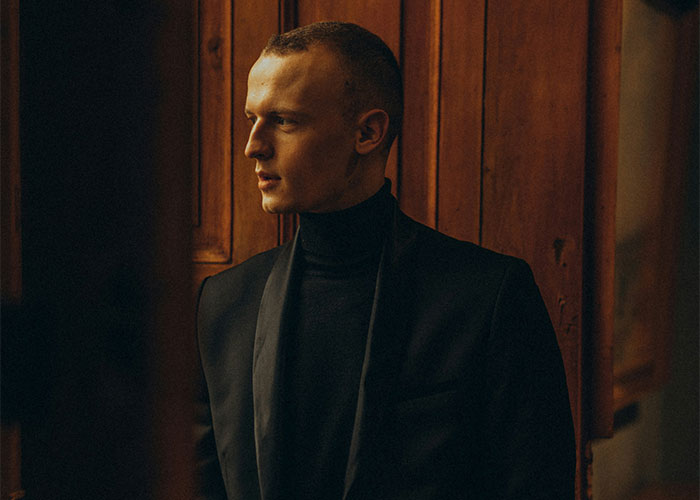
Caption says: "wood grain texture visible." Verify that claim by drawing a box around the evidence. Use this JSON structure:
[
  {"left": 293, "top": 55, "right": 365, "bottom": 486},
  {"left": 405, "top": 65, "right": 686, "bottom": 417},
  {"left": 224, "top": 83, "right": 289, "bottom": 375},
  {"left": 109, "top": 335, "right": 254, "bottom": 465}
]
[
  {"left": 584, "top": 0, "right": 621, "bottom": 439},
  {"left": 296, "top": 0, "right": 401, "bottom": 55},
  {"left": 399, "top": 0, "right": 441, "bottom": 228},
  {"left": 437, "top": 0, "right": 485, "bottom": 243},
  {"left": 480, "top": 3, "right": 589, "bottom": 497},
  {"left": 231, "top": 0, "right": 280, "bottom": 265},
  {"left": 194, "top": 0, "right": 232, "bottom": 263}
]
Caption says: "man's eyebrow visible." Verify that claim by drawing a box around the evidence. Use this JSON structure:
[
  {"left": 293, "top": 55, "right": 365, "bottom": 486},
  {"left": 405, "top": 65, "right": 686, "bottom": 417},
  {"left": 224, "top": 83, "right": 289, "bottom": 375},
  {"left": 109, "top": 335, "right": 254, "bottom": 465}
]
[
  {"left": 245, "top": 108, "right": 305, "bottom": 117},
  {"left": 273, "top": 106, "right": 298, "bottom": 113}
]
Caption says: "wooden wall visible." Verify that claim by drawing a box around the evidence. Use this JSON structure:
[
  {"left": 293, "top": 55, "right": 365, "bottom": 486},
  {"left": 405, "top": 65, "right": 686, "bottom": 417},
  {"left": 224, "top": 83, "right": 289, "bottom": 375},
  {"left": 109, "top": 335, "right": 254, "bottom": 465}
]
[{"left": 192, "top": 1, "right": 621, "bottom": 498}]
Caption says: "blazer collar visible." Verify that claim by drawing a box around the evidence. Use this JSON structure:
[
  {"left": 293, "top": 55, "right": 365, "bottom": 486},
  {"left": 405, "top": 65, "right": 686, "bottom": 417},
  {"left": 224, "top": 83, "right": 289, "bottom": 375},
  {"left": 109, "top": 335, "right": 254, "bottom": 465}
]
[
  {"left": 252, "top": 199, "right": 418, "bottom": 500},
  {"left": 341, "top": 198, "right": 416, "bottom": 499},
  {"left": 252, "top": 233, "right": 301, "bottom": 500}
]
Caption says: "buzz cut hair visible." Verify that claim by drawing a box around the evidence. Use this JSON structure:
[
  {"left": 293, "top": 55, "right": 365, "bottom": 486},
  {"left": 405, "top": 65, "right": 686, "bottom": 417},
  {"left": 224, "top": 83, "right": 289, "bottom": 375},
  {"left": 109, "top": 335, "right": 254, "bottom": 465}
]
[{"left": 263, "top": 21, "right": 403, "bottom": 151}]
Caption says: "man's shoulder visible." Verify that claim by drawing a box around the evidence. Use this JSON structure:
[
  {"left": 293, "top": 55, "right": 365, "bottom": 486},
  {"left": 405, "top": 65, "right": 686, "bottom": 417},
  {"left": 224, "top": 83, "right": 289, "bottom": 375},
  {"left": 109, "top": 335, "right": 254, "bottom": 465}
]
[
  {"left": 399, "top": 211, "right": 524, "bottom": 278},
  {"left": 198, "top": 243, "right": 287, "bottom": 304}
]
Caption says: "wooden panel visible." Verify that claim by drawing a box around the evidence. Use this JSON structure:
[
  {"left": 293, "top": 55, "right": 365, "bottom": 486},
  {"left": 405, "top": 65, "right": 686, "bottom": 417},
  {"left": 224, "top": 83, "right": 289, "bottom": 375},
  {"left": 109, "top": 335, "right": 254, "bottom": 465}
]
[
  {"left": 399, "top": 0, "right": 441, "bottom": 228},
  {"left": 193, "top": 0, "right": 280, "bottom": 274},
  {"left": 480, "top": 3, "right": 589, "bottom": 497},
  {"left": 1, "top": 0, "right": 21, "bottom": 303},
  {"left": 296, "top": 1, "right": 401, "bottom": 53},
  {"left": 297, "top": 0, "right": 402, "bottom": 197},
  {"left": 436, "top": 0, "right": 485, "bottom": 243},
  {"left": 584, "top": 0, "right": 621, "bottom": 438},
  {"left": 192, "top": 2, "right": 201, "bottom": 229},
  {"left": 1, "top": 423, "right": 24, "bottom": 500},
  {"left": 194, "top": 0, "right": 232, "bottom": 263},
  {"left": 150, "top": 3, "right": 196, "bottom": 498},
  {"left": 231, "top": 0, "right": 280, "bottom": 264}
]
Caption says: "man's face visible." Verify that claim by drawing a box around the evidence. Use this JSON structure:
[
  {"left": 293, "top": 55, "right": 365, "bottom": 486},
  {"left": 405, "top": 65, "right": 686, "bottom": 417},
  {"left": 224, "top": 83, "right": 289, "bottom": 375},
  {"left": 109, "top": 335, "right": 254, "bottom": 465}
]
[{"left": 245, "top": 46, "right": 363, "bottom": 214}]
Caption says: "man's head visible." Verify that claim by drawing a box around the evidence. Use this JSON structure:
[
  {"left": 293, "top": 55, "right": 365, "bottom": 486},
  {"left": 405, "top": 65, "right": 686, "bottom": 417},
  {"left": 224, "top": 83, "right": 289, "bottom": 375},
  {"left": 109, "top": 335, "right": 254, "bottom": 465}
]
[
  {"left": 263, "top": 22, "right": 403, "bottom": 147},
  {"left": 244, "top": 22, "right": 403, "bottom": 214}
]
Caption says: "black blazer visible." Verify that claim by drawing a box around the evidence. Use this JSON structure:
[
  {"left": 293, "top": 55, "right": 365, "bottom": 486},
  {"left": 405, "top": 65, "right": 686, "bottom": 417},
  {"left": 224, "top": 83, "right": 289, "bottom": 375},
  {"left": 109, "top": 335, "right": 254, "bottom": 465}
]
[{"left": 195, "top": 200, "right": 575, "bottom": 500}]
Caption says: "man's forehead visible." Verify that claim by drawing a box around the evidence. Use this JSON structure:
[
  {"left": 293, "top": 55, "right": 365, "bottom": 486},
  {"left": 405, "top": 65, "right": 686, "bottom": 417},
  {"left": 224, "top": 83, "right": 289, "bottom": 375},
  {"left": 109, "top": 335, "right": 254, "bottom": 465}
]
[
  {"left": 257, "top": 44, "right": 344, "bottom": 71},
  {"left": 247, "top": 46, "right": 347, "bottom": 100}
]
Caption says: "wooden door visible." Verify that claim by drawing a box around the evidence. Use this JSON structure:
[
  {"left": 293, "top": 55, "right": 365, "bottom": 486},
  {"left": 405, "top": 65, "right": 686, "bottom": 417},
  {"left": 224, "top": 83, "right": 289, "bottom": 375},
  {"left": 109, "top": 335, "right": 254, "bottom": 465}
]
[{"left": 193, "top": 2, "right": 621, "bottom": 497}]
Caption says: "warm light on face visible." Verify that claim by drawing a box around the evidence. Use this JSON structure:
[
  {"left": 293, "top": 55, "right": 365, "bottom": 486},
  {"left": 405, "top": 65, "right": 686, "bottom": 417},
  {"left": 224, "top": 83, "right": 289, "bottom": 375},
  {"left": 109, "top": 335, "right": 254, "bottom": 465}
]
[{"left": 244, "top": 47, "right": 373, "bottom": 214}]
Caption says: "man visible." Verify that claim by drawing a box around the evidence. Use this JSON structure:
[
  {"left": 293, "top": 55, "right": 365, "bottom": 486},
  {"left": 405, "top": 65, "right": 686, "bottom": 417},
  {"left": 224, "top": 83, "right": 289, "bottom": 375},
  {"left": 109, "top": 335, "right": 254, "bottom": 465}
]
[{"left": 195, "top": 21, "right": 575, "bottom": 500}]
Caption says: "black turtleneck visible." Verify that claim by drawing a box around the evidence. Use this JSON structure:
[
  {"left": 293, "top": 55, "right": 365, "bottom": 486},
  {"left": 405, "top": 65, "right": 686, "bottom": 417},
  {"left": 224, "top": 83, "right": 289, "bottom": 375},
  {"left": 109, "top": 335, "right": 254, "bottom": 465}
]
[{"left": 281, "top": 182, "right": 392, "bottom": 499}]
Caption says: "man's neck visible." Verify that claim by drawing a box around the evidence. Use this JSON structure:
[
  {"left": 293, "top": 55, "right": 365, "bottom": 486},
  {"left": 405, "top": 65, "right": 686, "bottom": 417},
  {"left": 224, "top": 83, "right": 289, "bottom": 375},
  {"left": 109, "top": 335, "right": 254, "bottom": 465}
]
[{"left": 298, "top": 180, "right": 392, "bottom": 260}]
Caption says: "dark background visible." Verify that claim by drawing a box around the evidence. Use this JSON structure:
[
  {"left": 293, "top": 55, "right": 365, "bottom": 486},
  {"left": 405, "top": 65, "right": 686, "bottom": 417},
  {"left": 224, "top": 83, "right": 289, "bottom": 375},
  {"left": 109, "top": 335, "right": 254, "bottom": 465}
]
[{"left": 3, "top": 1, "right": 194, "bottom": 498}]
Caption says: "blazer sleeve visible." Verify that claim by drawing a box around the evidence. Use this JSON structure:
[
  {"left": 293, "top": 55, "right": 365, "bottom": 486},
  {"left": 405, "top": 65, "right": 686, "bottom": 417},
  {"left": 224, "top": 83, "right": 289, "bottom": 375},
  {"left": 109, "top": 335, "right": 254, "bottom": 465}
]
[
  {"left": 194, "top": 277, "right": 228, "bottom": 500},
  {"left": 478, "top": 259, "right": 575, "bottom": 499}
]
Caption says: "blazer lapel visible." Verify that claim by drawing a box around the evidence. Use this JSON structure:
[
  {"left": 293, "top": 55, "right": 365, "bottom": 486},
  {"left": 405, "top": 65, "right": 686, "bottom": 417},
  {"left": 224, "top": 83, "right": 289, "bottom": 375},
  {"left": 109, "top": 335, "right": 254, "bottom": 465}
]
[
  {"left": 342, "top": 202, "right": 417, "bottom": 500},
  {"left": 252, "top": 231, "right": 302, "bottom": 500},
  {"left": 252, "top": 200, "right": 418, "bottom": 500}
]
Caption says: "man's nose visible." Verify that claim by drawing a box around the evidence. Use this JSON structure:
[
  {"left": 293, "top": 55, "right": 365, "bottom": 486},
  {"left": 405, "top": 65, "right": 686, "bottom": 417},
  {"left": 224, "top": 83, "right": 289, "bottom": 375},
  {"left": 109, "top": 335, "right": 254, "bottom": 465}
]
[{"left": 244, "top": 123, "right": 273, "bottom": 160}]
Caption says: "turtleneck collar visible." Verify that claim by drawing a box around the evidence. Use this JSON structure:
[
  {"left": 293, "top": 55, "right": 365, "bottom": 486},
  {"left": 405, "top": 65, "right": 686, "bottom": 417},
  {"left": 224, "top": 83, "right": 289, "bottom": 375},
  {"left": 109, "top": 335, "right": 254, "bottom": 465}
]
[{"left": 298, "top": 180, "right": 393, "bottom": 263}]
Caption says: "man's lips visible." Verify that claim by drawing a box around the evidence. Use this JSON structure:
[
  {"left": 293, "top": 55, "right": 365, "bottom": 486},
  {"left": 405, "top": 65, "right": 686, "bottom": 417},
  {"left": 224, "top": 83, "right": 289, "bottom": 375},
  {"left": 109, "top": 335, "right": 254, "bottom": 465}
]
[{"left": 256, "top": 171, "right": 281, "bottom": 190}]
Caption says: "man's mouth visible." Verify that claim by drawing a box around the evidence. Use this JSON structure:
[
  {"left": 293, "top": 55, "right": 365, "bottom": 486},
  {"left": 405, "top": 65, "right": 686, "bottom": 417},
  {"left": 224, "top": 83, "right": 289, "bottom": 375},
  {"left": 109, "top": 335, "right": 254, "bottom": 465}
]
[{"left": 257, "top": 171, "right": 281, "bottom": 190}]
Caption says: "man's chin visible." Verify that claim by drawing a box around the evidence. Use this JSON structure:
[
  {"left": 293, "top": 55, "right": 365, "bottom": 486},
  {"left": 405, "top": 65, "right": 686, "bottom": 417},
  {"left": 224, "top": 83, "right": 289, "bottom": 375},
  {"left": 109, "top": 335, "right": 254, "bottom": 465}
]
[
  {"left": 261, "top": 205, "right": 284, "bottom": 214},
  {"left": 260, "top": 196, "right": 295, "bottom": 214}
]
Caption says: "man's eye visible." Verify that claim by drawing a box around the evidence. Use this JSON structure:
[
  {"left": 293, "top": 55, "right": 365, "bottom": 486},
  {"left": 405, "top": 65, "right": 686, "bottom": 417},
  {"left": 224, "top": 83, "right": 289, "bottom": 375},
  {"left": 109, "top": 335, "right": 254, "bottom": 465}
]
[
  {"left": 246, "top": 115, "right": 257, "bottom": 125},
  {"left": 273, "top": 116, "right": 293, "bottom": 126}
]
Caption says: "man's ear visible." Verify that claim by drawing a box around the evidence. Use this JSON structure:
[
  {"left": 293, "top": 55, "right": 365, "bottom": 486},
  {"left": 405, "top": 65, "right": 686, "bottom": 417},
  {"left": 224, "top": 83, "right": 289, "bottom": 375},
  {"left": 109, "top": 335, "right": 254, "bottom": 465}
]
[{"left": 354, "top": 109, "right": 390, "bottom": 155}]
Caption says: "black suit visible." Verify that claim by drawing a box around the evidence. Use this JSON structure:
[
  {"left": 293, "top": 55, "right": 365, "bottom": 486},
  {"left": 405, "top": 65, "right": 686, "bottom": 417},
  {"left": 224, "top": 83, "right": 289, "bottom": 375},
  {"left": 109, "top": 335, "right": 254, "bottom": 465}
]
[{"left": 195, "top": 199, "right": 575, "bottom": 500}]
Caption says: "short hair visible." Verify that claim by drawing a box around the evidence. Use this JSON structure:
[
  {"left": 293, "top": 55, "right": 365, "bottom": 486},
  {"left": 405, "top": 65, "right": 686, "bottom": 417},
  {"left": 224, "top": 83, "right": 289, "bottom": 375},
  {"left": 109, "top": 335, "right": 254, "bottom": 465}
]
[{"left": 263, "top": 21, "right": 403, "bottom": 151}]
